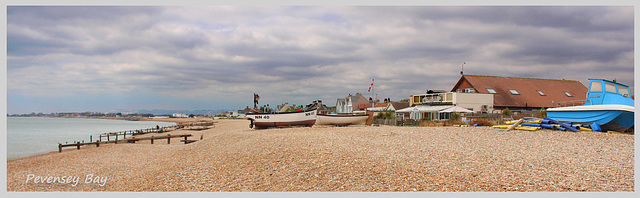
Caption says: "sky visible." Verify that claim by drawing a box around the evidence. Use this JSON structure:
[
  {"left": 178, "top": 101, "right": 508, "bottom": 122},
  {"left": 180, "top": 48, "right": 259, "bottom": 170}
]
[{"left": 6, "top": 6, "right": 635, "bottom": 114}]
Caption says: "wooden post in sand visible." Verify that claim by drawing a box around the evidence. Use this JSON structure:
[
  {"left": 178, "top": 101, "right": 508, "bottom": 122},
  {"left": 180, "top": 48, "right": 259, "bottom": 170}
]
[
  {"left": 115, "top": 135, "right": 118, "bottom": 144},
  {"left": 184, "top": 135, "right": 188, "bottom": 144},
  {"left": 90, "top": 135, "right": 92, "bottom": 142},
  {"left": 58, "top": 144, "right": 62, "bottom": 153},
  {"left": 507, "top": 118, "right": 524, "bottom": 131},
  {"left": 96, "top": 140, "right": 100, "bottom": 147},
  {"left": 167, "top": 134, "right": 171, "bottom": 144},
  {"left": 76, "top": 142, "right": 81, "bottom": 150},
  {"left": 151, "top": 136, "right": 154, "bottom": 144}
]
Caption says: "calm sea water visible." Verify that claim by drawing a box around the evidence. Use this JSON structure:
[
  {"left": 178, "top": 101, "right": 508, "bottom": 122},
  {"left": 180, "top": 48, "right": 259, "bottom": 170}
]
[{"left": 7, "top": 117, "right": 175, "bottom": 160}]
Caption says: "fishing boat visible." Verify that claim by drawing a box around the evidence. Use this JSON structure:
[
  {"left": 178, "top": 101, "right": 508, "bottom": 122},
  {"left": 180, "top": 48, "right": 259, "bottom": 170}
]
[
  {"left": 246, "top": 108, "right": 317, "bottom": 129},
  {"left": 547, "top": 79, "right": 634, "bottom": 132},
  {"left": 315, "top": 114, "right": 370, "bottom": 126}
]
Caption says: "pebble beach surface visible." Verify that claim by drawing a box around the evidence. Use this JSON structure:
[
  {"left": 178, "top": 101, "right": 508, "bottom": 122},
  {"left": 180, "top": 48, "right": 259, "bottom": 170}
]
[{"left": 6, "top": 119, "right": 634, "bottom": 192}]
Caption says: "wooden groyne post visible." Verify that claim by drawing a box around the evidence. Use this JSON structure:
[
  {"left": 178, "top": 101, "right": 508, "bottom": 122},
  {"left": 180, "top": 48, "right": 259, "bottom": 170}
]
[{"left": 58, "top": 134, "right": 193, "bottom": 152}]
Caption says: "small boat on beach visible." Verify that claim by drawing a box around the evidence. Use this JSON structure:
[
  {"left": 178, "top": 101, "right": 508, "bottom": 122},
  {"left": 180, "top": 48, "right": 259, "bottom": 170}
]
[
  {"left": 246, "top": 108, "right": 317, "bottom": 129},
  {"left": 547, "top": 79, "right": 634, "bottom": 132},
  {"left": 315, "top": 114, "right": 370, "bottom": 126}
]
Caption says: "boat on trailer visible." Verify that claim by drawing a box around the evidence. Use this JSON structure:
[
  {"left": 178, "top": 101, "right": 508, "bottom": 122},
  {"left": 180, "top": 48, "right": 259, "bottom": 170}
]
[
  {"left": 315, "top": 114, "right": 370, "bottom": 126},
  {"left": 246, "top": 108, "right": 317, "bottom": 129},
  {"left": 547, "top": 79, "right": 634, "bottom": 132}
]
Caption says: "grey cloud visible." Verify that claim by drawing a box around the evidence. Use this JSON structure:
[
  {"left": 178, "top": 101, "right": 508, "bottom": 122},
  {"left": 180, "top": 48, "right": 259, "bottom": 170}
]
[{"left": 6, "top": 6, "right": 634, "bottom": 113}]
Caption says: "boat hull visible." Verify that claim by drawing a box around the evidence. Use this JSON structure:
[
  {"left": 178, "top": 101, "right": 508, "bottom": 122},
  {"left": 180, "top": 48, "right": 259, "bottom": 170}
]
[
  {"left": 246, "top": 109, "right": 317, "bottom": 129},
  {"left": 316, "top": 114, "right": 369, "bottom": 126},
  {"left": 547, "top": 105, "right": 634, "bottom": 132}
]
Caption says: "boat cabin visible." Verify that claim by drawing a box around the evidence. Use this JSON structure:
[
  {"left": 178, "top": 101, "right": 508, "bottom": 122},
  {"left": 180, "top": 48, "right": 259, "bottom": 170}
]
[{"left": 586, "top": 79, "right": 633, "bottom": 106}]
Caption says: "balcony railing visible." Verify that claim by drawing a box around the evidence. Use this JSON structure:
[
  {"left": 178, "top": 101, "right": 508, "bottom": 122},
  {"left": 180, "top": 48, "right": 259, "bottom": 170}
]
[
  {"left": 556, "top": 99, "right": 590, "bottom": 107},
  {"left": 413, "top": 93, "right": 453, "bottom": 105}
]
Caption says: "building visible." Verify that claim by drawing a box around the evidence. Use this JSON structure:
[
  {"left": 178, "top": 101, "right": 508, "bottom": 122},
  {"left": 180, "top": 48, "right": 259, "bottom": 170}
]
[
  {"left": 172, "top": 113, "right": 188, "bottom": 118},
  {"left": 225, "top": 111, "right": 238, "bottom": 117},
  {"left": 409, "top": 92, "right": 494, "bottom": 113},
  {"left": 336, "top": 93, "right": 370, "bottom": 114},
  {"left": 277, "top": 103, "right": 292, "bottom": 112},
  {"left": 386, "top": 101, "right": 410, "bottom": 111},
  {"left": 385, "top": 101, "right": 411, "bottom": 119},
  {"left": 226, "top": 110, "right": 247, "bottom": 117},
  {"left": 397, "top": 105, "right": 455, "bottom": 120},
  {"left": 451, "top": 75, "right": 588, "bottom": 112}
]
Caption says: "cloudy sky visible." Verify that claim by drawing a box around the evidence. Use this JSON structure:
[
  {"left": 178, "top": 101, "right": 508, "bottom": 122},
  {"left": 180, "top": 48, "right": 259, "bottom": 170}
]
[{"left": 6, "top": 6, "right": 635, "bottom": 114}]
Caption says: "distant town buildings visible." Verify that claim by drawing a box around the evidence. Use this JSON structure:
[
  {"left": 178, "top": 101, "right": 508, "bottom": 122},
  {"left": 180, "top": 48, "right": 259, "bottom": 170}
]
[{"left": 172, "top": 113, "right": 189, "bottom": 118}]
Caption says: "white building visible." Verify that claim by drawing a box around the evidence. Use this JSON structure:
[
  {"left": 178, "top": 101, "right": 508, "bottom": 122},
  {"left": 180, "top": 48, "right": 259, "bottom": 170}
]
[
  {"left": 226, "top": 111, "right": 239, "bottom": 117},
  {"left": 336, "top": 93, "right": 369, "bottom": 114},
  {"left": 409, "top": 92, "right": 494, "bottom": 113},
  {"left": 172, "top": 113, "right": 189, "bottom": 118}
]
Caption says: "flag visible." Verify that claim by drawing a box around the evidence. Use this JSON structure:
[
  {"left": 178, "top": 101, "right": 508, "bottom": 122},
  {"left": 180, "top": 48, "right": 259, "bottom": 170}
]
[{"left": 368, "top": 79, "right": 374, "bottom": 92}]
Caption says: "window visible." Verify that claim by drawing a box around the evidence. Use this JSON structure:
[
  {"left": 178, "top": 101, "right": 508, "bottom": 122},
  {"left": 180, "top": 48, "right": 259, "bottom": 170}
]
[
  {"left": 619, "top": 86, "right": 630, "bottom": 97},
  {"left": 508, "top": 89, "right": 520, "bottom": 95},
  {"left": 536, "top": 90, "right": 546, "bottom": 96},
  {"left": 564, "top": 91, "right": 573, "bottom": 97},
  {"left": 486, "top": 88, "right": 497, "bottom": 94},
  {"left": 590, "top": 81, "right": 602, "bottom": 92},
  {"left": 605, "top": 82, "right": 617, "bottom": 93}
]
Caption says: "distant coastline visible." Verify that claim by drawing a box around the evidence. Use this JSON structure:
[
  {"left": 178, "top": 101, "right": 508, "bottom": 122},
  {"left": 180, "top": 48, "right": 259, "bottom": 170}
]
[{"left": 8, "top": 109, "right": 232, "bottom": 118}]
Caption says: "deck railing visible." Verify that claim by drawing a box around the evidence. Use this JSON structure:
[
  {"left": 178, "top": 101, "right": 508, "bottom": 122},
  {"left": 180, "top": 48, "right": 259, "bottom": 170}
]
[{"left": 557, "top": 99, "right": 590, "bottom": 107}]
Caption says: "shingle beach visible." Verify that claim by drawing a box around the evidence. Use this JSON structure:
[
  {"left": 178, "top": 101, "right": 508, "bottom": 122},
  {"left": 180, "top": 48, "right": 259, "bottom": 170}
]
[{"left": 6, "top": 119, "right": 634, "bottom": 192}]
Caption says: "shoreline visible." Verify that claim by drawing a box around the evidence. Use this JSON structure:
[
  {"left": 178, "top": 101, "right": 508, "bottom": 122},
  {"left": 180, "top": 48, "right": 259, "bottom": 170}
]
[
  {"left": 6, "top": 117, "right": 209, "bottom": 161},
  {"left": 7, "top": 119, "right": 634, "bottom": 192}
]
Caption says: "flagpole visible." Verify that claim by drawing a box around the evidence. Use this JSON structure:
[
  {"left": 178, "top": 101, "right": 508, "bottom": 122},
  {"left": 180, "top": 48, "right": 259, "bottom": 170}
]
[{"left": 371, "top": 79, "right": 374, "bottom": 111}]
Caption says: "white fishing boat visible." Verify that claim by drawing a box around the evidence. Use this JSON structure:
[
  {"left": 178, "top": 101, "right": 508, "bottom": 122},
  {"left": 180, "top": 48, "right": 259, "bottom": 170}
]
[
  {"left": 246, "top": 108, "right": 317, "bottom": 129},
  {"left": 315, "top": 114, "right": 370, "bottom": 126}
]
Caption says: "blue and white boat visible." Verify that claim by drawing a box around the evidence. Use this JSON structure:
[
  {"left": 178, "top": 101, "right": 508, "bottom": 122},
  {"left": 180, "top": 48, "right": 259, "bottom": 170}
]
[{"left": 547, "top": 79, "right": 634, "bottom": 132}]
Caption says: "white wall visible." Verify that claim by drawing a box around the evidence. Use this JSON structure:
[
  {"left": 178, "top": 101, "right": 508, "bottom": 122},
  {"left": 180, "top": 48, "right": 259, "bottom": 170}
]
[{"left": 452, "top": 93, "right": 494, "bottom": 112}]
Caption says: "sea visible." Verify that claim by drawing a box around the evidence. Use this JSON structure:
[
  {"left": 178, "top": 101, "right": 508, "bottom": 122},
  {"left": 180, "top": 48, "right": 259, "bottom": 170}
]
[{"left": 6, "top": 117, "right": 176, "bottom": 160}]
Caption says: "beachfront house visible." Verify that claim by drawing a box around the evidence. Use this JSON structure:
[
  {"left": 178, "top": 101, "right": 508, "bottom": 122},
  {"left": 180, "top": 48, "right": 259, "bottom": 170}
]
[
  {"left": 386, "top": 101, "right": 410, "bottom": 119},
  {"left": 386, "top": 101, "right": 410, "bottom": 111},
  {"left": 409, "top": 92, "right": 494, "bottom": 113},
  {"left": 450, "top": 75, "right": 588, "bottom": 113},
  {"left": 336, "top": 93, "right": 369, "bottom": 114}
]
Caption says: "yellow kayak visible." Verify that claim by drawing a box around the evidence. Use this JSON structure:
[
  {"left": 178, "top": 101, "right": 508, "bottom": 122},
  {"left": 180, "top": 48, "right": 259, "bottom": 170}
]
[{"left": 505, "top": 120, "right": 542, "bottom": 124}]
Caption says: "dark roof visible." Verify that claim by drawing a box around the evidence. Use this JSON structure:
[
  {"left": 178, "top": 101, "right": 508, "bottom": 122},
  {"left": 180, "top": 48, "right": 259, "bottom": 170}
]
[
  {"left": 349, "top": 93, "right": 370, "bottom": 108},
  {"left": 451, "top": 75, "right": 588, "bottom": 108},
  {"left": 389, "top": 101, "right": 410, "bottom": 110}
]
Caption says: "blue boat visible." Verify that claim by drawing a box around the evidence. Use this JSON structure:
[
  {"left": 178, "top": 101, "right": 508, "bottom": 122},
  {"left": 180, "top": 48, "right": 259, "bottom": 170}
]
[{"left": 547, "top": 79, "right": 634, "bottom": 132}]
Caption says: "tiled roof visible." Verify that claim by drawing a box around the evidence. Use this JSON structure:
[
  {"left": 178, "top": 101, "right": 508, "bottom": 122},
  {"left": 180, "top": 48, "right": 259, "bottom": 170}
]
[
  {"left": 375, "top": 103, "right": 388, "bottom": 107},
  {"left": 452, "top": 75, "right": 588, "bottom": 108},
  {"left": 389, "top": 102, "right": 410, "bottom": 110}
]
